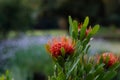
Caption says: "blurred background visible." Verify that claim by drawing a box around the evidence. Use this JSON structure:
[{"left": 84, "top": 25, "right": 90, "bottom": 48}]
[{"left": 0, "top": 0, "right": 120, "bottom": 80}]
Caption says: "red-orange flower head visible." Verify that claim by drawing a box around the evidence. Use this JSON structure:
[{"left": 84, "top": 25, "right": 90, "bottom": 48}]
[
  {"left": 78, "top": 23, "right": 91, "bottom": 36},
  {"left": 46, "top": 36, "right": 75, "bottom": 58},
  {"left": 98, "top": 52, "right": 118, "bottom": 67}
]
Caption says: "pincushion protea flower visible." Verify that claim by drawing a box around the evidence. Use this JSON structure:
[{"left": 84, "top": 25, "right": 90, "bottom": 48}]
[
  {"left": 46, "top": 36, "right": 75, "bottom": 58},
  {"left": 98, "top": 52, "right": 118, "bottom": 67}
]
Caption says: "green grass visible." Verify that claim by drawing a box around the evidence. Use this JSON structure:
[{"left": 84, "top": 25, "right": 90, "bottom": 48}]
[
  {"left": 26, "top": 30, "right": 67, "bottom": 36},
  {"left": 0, "top": 30, "right": 67, "bottom": 39},
  {"left": 5, "top": 30, "right": 67, "bottom": 39},
  {"left": 0, "top": 27, "right": 120, "bottom": 39}
]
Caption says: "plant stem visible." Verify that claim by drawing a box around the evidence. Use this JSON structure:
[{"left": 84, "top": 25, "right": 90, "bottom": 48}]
[{"left": 54, "top": 64, "right": 57, "bottom": 78}]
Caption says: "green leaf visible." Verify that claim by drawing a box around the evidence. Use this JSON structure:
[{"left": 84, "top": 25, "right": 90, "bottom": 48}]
[
  {"left": 57, "top": 71, "right": 66, "bottom": 80},
  {"left": 91, "top": 25, "right": 100, "bottom": 35},
  {"left": 99, "top": 56, "right": 104, "bottom": 64},
  {"left": 68, "top": 16, "right": 73, "bottom": 36},
  {"left": 103, "top": 71, "right": 117, "bottom": 80},
  {"left": 86, "top": 25, "right": 100, "bottom": 40},
  {"left": 50, "top": 76, "right": 56, "bottom": 80},
  {"left": 96, "top": 73, "right": 104, "bottom": 80},
  {"left": 61, "top": 47, "right": 65, "bottom": 57},
  {"left": 80, "top": 16, "right": 89, "bottom": 40},
  {"left": 85, "top": 63, "right": 92, "bottom": 73},
  {"left": 0, "top": 75, "right": 5, "bottom": 80},
  {"left": 73, "top": 20, "right": 78, "bottom": 39},
  {"left": 82, "top": 39, "right": 90, "bottom": 49},
  {"left": 72, "top": 31, "right": 77, "bottom": 39},
  {"left": 83, "top": 16, "right": 89, "bottom": 27},
  {"left": 75, "top": 40, "right": 83, "bottom": 55},
  {"left": 6, "top": 70, "right": 12, "bottom": 80},
  {"left": 86, "top": 73, "right": 94, "bottom": 80},
  {"left": 57, "top": 56, "right": 65, "bottom": 67},
  {"left": 75, "top": 40, "right": 81, "bottom": 49},
  {"left": 85, "top": 44, "right": 90, "bottom": 54},
  {"left": 105, "top": 56, "right": 110, "bottom": 64},
  {"left": 68, "top": 16, "right": 73, "bottom": 27},
  {"left": 94, "top": 64, "right": 104, "bottom": 76}
]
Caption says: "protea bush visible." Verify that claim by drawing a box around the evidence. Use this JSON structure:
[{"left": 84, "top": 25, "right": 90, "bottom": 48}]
[{"left": 46, "top": 16, "right": 120, "bottom": 80}]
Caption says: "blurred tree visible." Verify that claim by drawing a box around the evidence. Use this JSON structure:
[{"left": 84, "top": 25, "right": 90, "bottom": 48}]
[
  {"left": 102, "top": 0, "right": 120, "bottom": 27},
  {"left": 35, "top": 0, "right": 105, "bottom": 29},
  {"left": 36, "top": 0, "right": 120, "bottom": 28},
  {"left": 0, "top": 0, "right": 120, "bottom": 35},
  {"left": 102, "top": 0, "right": 119, "bottom": 16},
  {"left": 0, "top": 0, "right": 34, "bottom": 38}
]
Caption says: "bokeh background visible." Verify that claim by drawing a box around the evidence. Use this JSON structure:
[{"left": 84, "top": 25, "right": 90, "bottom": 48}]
[{"left": 0, "top": 0, "right": 120, "bottom": 80}]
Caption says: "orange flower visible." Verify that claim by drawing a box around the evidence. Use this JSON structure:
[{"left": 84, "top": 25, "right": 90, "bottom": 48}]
[
  {"left": 98, "top": 52, "right": 118, "bottom": 67},
  {"left": 78, "top": 23, "right": 91, "bottom": 36},
  {"left": 46, "top": 36, "right": 75, "bottom": 58}
]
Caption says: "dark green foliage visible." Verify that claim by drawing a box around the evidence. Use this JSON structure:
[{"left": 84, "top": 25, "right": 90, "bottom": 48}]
[{"left": 0, "top": 0, "right": 33, "bottom": 37}]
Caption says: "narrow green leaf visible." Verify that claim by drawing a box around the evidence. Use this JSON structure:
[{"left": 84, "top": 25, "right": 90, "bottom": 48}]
[
  {"left": 61, "top": 47, "right": 65, "bottom": 57},
  {"left": 83, "top": 16, "right": 89, "bottom": 27},
  {"left": 82, "top": 39, "right": 90, "bottom": 49},
  {"left": 85, "top": 63, "right": 92, "bottom": 73},
  {"left": 86, "top": 25, "right": 100, "bottom": 40},
  {"left": 85, "top": 44, "right": 90, "bottom": 54},
  {"left": 75, "top": 40, "right": 81, "bottom": 49},
  {"left": 68, "top": 16, "right": 73, "bottom": 36},
  {"left": 80, "top": 16, "right": 89, "bottom": 40},
  {"left": 68, "top": 16, "right": 73, "bottom": 26},
  {"left": 72, "top": 31, "right": 77, "bottom": 39},
  {"left": 51, "top": 76, "right": 56, "bottom": 80},
  {"left": 105, "top": 56, "right": 110, "bottom": 64},
  {"left": 57, "top": 56, "right": 65, "bottom": 67},
  {"left": 94, "top": 64, "right": 104, "bottom": 76},
  {"left": 96, "top": 73, "right": 104, "bottom": 80},
  {"left": 103, "top": 71, "right": 117, "bottom": 80},
  {"left": 73, "top": 20, "right": 78, "bottom": 39},
  {"left": 86, "top": 73, "right": 94, "bottom": 80},
  {"left": 91, "top": 25, "right": 100, "bottom": 35},
  {"left": 57, "top": 71, "right": 66, "bottom": 80}
]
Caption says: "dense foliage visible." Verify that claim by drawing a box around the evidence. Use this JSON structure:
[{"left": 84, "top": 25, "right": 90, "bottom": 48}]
[
  {"left": 46, "top": 16, "right": 120, "bottom": 80},
  {"left": 0, "top": 0, "right": 34, "bottom": 37}
]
